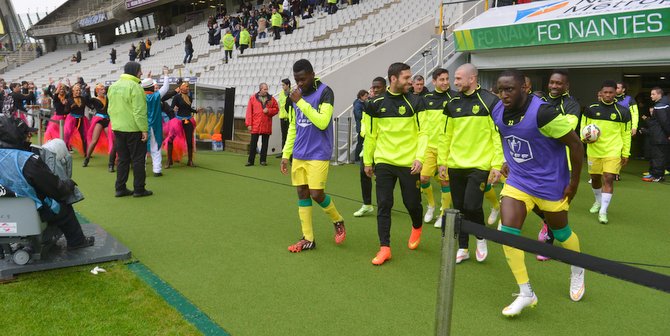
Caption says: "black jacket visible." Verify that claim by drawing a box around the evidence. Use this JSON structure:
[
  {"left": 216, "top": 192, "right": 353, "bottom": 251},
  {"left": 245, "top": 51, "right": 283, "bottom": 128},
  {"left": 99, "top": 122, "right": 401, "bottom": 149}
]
[{"left": 648, "top": 96, "right": 670, "bottom": 145}]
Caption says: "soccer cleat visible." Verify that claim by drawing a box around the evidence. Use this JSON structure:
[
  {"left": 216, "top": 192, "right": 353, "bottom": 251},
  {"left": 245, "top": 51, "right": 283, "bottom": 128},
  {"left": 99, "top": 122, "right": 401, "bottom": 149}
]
[
  {"left": 456, "top": 249, "right": 469, "bottom": 264},
  {"left": 487, "top": 207, "right": 500, "bottom": 225},
  {"left": 642, "top": 176, "right": 665, "bottom": 182},
  {"left": 424, "top": 206, "right": 435, "bottom": 222},
  {"left": 333, "top": 221, "right": 346, "bottom": 244},
  {"left": 589, "top": 202, "right": 601, "bottom": 214},
  {"left": 536, "top": 223, "right": 551, "bottom": 261},
  {"left": 353, "top": 204, "right": 374, "bottom": 217},
  {"left": 598, "top": 213, "right": 608, "bottom": 224},
  {"left": 408, "top": 226, "right": 422, "bottom": 250},
  {"left": 502, "top": 293, "right": 538, "bottom": 317},
  {"left": 371, "top": 246, "right": 392, "bottom": 265},
  {"left": 475, "top": 239, "right": 488, "bottom": 262},
  {"left": 570, "top": 266, "right": 586, "bottom": 301},
  {"left": 288, "top": 238, "right": 316, "bottom": 252}
]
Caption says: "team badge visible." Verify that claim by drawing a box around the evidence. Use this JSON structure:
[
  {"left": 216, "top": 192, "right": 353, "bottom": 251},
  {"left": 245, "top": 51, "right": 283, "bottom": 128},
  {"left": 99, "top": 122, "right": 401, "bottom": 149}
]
[
  {"left": 381, "top": 107, "right": 386, "bottom": 113},
  {"left": 479, "top": 182, "right": 486, "bottom": 191},
  {"left": 610, "top": 113, "right": 617, "bottom": 120},
  {"left": 472, "top": 105, "right": 480, "bottom": 114},
  {"left": 456, "top": 108, "right": 462, "bottom": 113},
  {"left": 399, "top": 106, "right": 406, "bottom": 115},
  {"left": 429, "top": 101, "right": 434, "bottom": 106},
  {"left": 505, "top": 135, "right": 534, "bottom": 163},
  {"left": 596, "top": 112, "right": 600, "bottom": 117}
]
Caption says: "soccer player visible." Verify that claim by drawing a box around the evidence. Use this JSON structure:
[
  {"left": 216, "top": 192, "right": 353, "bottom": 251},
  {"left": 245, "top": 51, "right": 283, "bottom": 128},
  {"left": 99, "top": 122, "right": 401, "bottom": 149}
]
[
  {"left": 281, "top": 59, "right": 345, "bottom": 252},
  {"left": 353, "top": 77, "right": 386, "bottom": 217},
  {"left": 536, "top": 69, "right": 581, "bottom": 261},
  {"left": 420, "top": 68, "right": 456, "bottom": 227},
  {"left": 582, "top": 80, "right": 632, "bottom": 224},
  {"left": 616, "top": 81, "right": 639, "bottom": 136},
  {"left": 364, "top": 63, "right": 427, "bottom": 265},
  {"left": 438, "top": 63, "right": 503, "bottom": 264},
  {"left": 494, "top": 69, "right": 585, "bottom": 317}
]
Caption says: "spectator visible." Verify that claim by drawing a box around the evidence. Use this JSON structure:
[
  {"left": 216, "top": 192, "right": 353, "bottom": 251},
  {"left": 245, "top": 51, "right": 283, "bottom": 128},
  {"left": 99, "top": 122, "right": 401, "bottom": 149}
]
[
  {"left": 110, "top": 48, "right": 117, "bottom": 64},
  {"left": 353, "top": 89, "right": 369, "bottom": 160},
  {"left": 245, "top": 83, "right": 279, "bottom": 166},
  {"left": 271, "top": 7, "right": 282, "bottom": 40},
  {"left": 145, "top": 38, "right": 152, "bottom": 58},
  {"left": 258, "top": 16, "right": 268, "bottom": 38},
  {"left": 208, "top": 24, "right": 216, "bottom": 45},
  {"left": 76, "top": 50, "right": 81, "bottom": 63},
  {"left": 239, "top": 25, "right": 251, "bottom": 54},
  {"left": 107, "top": 61, "right": 152, "bottom": 198},
  {"left": 36, "top": 44, "right": 43, "bottom": 57},
  {"left": 129, "top": 44, "right": 137, "bottom": 61},
  {"left": 0, "top": 116, "right": 95, "bottom": 250},
  {"left": 213, "top": 24, "right": 222, "bottom": 46},
  {"left": 642, "top": 87, "right": 670, "bottom": 182},
  {"left": 222, "top": 30, "right": 235, "bottom": 63},
  {"left": 327, "top": 0, "right": 337, "bottom": 14},
  {"left": 138, "top": 40, "right": 146, "bottom": 61},
  {"left": 412, "top": 74, "right": 429, "bottom": 96},
  {"left": 70, "top": 54, "right": 77, "bottom": 62},
  {"left": 183, "top": 35, "right": 194, "bottom": 64}
]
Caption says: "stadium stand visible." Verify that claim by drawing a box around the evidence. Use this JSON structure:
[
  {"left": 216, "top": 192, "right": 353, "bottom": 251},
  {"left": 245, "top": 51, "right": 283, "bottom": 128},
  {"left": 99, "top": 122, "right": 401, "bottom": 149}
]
[{"left": 6, "top": 0, "right": 436, "bottom": 122}]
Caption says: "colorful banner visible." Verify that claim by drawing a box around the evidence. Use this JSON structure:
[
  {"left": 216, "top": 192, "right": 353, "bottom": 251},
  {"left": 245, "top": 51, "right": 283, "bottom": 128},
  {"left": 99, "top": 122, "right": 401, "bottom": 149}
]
[
  {"left": 126, "top": 0, "right": 159, "bottom": 10},
  {"left": 454, "top": 0, "right": 670, "bottom": 51}
]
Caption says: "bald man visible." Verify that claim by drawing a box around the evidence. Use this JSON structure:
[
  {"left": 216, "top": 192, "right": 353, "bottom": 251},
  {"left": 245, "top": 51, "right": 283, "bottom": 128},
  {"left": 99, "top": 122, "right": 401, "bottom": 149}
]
[{"left": 438, "top": 63, "right": 504, "bottom": 264}]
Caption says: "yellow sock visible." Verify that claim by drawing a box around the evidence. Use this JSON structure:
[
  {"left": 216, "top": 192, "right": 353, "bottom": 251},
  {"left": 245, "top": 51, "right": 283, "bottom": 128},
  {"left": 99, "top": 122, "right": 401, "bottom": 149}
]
[
  {"left": 501, "top": 225, "right": 529, "bottom": 284},
  {"left": 440, "top": 185, "right": 452, "bottom": 210},
  {"left": 421, "top": 182, "right": 435, "bottom": 207},
  {"left": 298, "top": 199, "right": 314, "bottom": 241},
  {"left": 559, "top": 231, "right": 581, "bottom": 252},
  {"left": 318, "top": 195, "right": 344, "bottom": 223},
  {"left": 503, "top": 245, "right": 529, "bottom": 284},
  {"left": 484, "top": 185, "right": 499, "bottom": 210}
]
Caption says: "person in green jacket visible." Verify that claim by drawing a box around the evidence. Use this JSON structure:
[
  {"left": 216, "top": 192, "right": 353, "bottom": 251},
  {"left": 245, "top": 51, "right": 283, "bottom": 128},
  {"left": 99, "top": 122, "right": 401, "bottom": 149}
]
[
  {"left": 239, "top": 26, "right": 251, "bottom": 54},
  {"left": 221, "top": 29, "right": 235, "bottom": 63},
  {"left": 107, "top": 61, "right": 152, "bottom": 198},
  {"left": 271, "top": 7, "right": 282, "bottom": 40}
]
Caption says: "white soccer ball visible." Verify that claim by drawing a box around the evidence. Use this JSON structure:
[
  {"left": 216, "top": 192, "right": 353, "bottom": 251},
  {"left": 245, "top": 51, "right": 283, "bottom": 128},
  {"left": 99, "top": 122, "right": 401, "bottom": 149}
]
[{"left": 581, "top": 124, "right": 601, "bottom": 144}]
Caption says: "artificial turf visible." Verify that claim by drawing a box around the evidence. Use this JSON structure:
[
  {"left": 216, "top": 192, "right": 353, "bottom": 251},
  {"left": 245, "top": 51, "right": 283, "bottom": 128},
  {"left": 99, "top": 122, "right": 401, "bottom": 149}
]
[{"left": 6, "top": 151, "right": 670, "bottom": 335}]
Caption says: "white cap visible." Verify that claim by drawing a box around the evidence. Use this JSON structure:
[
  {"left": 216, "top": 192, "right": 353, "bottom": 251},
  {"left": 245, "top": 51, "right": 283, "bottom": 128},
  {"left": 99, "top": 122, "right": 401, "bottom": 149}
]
[{"left": 141, "top": 78, "right": 156, "bottom": 89}]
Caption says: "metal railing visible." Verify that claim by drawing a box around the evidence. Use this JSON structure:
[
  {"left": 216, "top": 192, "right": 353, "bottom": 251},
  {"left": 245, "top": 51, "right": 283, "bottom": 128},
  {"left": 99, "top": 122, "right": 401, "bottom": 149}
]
[{"left": 332, "top": 0, "right": 487, "bottom": 164}]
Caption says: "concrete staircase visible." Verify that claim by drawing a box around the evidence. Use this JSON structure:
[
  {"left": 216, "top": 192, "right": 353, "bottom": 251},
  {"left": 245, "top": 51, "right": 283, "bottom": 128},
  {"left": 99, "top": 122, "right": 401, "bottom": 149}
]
[{"left": 225, "top": 118, "right": 250, "bottom": 154}]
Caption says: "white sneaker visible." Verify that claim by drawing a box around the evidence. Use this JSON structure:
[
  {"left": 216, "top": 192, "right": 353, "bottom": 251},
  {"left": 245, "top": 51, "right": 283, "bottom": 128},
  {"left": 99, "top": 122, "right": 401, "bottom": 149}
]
[
  {"left": 570, "top": 266, "right": 585, "bottom": 301},
  {"left": 424, "top": 205, "right": 435, "bottom": 222},
  {"left": 456, "top": 249, "right": 469, "bottom": 264},
  {"left": 475, "top": 239, "right": 488, "bottom": 262},
  {"left": 353, "top": 204, "right": 374, "bottom": 217},
  {"left": 502, "top": 293, "right": 538, "bottom": 317},
  {"left": 434, "top": 216, "right": 443, "bottom": 228},
  {"left": 487, "top": 207, "right": 500, "bottom": 225}
]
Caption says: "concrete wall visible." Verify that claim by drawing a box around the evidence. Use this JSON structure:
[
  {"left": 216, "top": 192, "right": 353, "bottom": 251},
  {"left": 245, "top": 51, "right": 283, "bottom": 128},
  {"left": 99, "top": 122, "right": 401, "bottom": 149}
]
[{"left": 321, "top": 17, "right": 435, "bottom": 116}]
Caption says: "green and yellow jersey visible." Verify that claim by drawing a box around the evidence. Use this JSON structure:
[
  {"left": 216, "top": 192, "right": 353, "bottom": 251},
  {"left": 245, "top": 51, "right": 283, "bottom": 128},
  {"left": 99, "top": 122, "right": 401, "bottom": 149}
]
[
  {"left": 363, "top": 89, "right": 427, "bottom": 168},
  {"left": 543, "top": 92, "right": 581, "bottom": 131},
  {"left": 581, "top": 100, "right": 632, "bottom": 158},
  {"left": 438, "top": 86, "right": 503, "bottom": 171},
  {"left": 423, "top": 88, "right": 456, "bottom": 149}
]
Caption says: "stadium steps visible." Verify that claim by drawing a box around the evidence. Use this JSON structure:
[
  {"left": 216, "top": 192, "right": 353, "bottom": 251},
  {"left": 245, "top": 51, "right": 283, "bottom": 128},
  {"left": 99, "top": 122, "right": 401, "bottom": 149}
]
[
  {"left": 314, "top": 0, "right": 401, "bottom": 41},
  {"left": 225, "top": 139, "right": 250, "bottom": 154}
]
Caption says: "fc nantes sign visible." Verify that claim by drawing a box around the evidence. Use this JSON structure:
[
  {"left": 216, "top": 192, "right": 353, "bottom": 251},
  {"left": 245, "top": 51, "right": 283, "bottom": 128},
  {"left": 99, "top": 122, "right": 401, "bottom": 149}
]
[{"left": 454, "top": 0, "right": 670, "bottom": 51}]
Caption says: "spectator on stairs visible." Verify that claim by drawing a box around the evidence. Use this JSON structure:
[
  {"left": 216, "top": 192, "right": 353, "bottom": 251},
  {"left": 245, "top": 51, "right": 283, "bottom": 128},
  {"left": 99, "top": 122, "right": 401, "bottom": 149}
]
[
  {"left": 258, "top": 16, "right": 268, "bottom": 38},
  {"left": 239, "top": 25, "right": 251, "bottom": 54},
  {"left": 271, "top": 7, "right": 283, "bottom": 40},
  {"left": 129, "top": 44, "right": 137, "bottom": 62},
  {"left": 245, "top": 82, "right": 279, "bottom": 166},
  {"left": 222, "top": 29, "right": 235, "bottom": 63},
  {"left": 183, "top": 34, "right": 194, "bottom": 64}
]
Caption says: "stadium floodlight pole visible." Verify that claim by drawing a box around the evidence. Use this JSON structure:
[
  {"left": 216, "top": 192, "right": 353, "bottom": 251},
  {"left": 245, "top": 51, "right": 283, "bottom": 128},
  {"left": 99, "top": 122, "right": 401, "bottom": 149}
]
[{"left": 435, "top": 209, "right": 460, "bottom": 336}]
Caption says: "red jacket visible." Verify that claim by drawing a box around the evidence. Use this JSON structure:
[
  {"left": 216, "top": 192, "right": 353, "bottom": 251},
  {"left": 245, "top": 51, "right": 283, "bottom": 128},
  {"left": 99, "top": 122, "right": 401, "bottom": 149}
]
[{"left": 245, "top": 93, "right": 279, "bottom": 134}]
